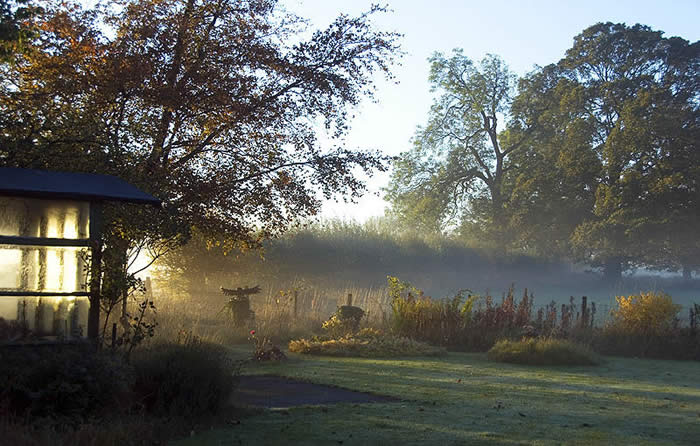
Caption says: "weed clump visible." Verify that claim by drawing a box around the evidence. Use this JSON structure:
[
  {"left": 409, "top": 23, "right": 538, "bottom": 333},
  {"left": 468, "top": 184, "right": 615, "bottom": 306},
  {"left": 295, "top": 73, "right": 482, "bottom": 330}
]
[
  {"left": 487, "top": 338, "right": 601, "bottom": 366},
  {"left": 248, "top": 330, "right": 286, "bottom": 361}
]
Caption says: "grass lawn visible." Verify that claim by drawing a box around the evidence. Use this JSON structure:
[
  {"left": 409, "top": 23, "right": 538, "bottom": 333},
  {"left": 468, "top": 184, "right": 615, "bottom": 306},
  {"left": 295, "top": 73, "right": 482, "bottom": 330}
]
[{"left": 176, "top": 348, "right": 700, "bottom": 445}]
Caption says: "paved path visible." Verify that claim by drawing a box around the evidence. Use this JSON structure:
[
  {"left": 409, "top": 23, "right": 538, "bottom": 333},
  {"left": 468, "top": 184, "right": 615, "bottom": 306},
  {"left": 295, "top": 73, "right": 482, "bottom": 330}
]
[{"left": 234, "top": 375, "right": 398, "bottom": 408}]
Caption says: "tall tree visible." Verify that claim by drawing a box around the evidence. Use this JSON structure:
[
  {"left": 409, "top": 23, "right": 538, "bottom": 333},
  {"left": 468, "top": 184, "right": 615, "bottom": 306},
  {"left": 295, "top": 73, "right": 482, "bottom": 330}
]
[
  {"left": 0, "top": 0, "right": 400, "bottom": 334},
  {"left": 506, "top": 64, "right": 600, "bottom": 258},
  {"left": 385, "top": 51, "right": 529, "bottom": 247},
  {"left": 512, "top": 23, "right": 698, "bottom": 280}
]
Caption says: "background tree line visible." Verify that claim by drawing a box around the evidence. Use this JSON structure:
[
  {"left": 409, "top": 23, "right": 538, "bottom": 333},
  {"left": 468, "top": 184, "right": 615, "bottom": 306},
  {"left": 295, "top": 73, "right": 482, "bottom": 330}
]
[{"left": 386, "top": 23, "right": 699, "bottom": 282}]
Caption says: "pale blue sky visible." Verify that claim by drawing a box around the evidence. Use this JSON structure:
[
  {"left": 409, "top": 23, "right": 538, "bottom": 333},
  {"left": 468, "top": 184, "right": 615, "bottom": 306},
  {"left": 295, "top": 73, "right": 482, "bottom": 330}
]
[{"left": 284, "top": 0, "right": 700, "bottom": 221}]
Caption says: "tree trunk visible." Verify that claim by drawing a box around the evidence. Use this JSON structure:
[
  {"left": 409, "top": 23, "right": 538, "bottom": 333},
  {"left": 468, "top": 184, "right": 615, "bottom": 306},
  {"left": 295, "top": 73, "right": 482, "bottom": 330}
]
[
  {"left": 682, "top": 265, "right": 692, "bottom": 282},
  {"left": 603, "top": 257, "right": 622, "bottom": 283}
]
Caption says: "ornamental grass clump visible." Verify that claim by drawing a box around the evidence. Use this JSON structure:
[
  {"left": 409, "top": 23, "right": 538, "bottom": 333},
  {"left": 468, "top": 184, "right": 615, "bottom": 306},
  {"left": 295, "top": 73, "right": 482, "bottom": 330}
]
[
  {"left": 487, "top": 338, "right": 601, "bottom": 366},
  {"left": 289, "top": 328, "right": 445, "bottom": 357}
]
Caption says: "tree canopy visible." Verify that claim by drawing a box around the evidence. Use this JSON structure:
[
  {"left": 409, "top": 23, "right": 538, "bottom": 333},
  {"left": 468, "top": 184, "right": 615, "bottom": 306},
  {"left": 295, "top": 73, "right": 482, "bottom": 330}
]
[
  {"left": 386, "top": 23, "right": 698, "bottom": 280},
  {"left": 0, "top": 0, "right": 401, "bottom": 247},
  {"left": 513, "top": 23, "right": 699, "bottom": 279},
  {"left": 385, "top": 51, "right": 527, "bottom": 248},
  {"left": 0, "top": 0, "right": 40, "bottom": 62}
]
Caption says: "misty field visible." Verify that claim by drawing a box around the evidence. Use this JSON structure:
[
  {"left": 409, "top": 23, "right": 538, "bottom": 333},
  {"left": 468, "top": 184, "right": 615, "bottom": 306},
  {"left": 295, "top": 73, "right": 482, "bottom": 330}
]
[{"left": 178, "top": 349, "right": 700, "bottom": 445}]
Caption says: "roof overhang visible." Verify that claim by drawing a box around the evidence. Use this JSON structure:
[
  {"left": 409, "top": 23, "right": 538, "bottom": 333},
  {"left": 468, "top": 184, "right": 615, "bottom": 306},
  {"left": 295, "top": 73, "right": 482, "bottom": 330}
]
[{"left": 0, "top": 167, "right": 161, "bottom": 206}]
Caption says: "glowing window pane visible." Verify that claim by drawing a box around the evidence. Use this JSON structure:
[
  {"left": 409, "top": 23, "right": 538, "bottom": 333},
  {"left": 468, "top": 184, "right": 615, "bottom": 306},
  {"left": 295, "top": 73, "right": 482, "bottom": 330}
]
[
  {"left": 0, "top": 248, "right": 21, "bottom": 288},
  {"left": 0, "top": 197, "right": 89, "bottom": 238},
  {"left": 0, "top": 198, "right": 25, "bottom": 236},
  {"left": 63, "top": 249, "right": 79, "bottom": 292},
  {"left": 0, "top": 296, "right": 89, "bottom": 338},
  {"left": 45, "top": 249, "right": 62, "bottom": 291},
  {"left": 64, "top": 210, "right": 79, "bottom": 239},
  {"left": 0, "top": 245, "right": 86, "bottom": 292}
]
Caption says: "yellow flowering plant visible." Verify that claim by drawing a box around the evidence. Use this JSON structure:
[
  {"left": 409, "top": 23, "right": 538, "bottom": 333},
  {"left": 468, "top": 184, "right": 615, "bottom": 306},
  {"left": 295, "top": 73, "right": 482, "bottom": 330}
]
[{"left": 611, "top": 292, "right": 681, "bottom": 336}]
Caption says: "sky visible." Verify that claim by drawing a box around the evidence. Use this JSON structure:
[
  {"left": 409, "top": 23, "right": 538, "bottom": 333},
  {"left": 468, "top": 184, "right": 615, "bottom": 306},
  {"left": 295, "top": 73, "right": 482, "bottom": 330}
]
[{"left": 283, "top": 0, "right": 700, "bottom": 221}]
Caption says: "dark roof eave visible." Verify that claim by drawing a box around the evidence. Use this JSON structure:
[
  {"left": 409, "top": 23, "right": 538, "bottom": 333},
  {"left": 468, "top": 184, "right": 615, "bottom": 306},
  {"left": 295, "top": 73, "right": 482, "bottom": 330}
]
[
  {"left": 0, "top": 188, "right": 162, "bottom": 206},
  {"left": 0, "top": 167, "right": 162, "bottom": 206}
]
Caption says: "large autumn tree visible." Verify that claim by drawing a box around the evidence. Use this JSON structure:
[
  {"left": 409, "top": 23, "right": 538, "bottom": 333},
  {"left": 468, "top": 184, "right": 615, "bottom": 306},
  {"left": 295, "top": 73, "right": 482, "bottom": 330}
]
[
  {"left": 0, "top": 0, "right": 400, "bottom": 331},
  {"left": 2, "top": 0, "right": 400, "bottom": 238}
]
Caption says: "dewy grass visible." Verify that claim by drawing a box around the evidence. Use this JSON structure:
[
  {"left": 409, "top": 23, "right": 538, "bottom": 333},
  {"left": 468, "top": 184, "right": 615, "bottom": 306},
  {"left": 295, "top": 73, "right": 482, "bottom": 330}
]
[
  {"left": 177, "top": 349, "right": 700, "bottom": 445},
  {"left": 487, "top": 338, "right": 601, "bottom": 366}
]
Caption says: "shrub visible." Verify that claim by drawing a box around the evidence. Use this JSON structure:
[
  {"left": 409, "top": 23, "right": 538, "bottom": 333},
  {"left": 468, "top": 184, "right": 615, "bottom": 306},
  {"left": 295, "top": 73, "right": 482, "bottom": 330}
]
[
  {"left": 321, "top": 305, "right": 366, "bottom": 338},
  {"left": 609, "top": 292, "right": 681, "bottom": 336},
  {"left": 131, "top": 336, "right": 240, "bottom": 417},
  {"left": 289, "top": 328, "right": 445, "bottom": 357},
  {"left": 0, "top": 344, "right": 132, "bottom": 422},
  {"left": 594, "top": 292, "right": 685, "bottom": 358},
  {"left": 487, "top": 338, "right": 600, "bottom": 366},
  {"left": 335, "top": 305, "right": 365, "bottom": 329}
]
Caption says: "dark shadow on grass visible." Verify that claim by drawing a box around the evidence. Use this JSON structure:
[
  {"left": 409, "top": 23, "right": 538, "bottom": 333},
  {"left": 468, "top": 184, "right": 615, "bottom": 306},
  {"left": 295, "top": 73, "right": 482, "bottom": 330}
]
[{"left": 233, "top": 375, "right": 400, "bottom": 408}]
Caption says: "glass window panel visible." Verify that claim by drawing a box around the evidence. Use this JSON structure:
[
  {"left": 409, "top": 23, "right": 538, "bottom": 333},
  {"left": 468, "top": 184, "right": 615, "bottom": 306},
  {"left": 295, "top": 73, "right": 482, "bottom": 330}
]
[
  {"left": 0, "top": 246, "right": 87, "bottom": 292},
  {"left": 0, "top": 197, "right": 89, "bottom": 239},
  {"left": 0, "top": 296, "right": 88, "bottom": 338},
  {"left": 0, "top": 197, "right": 24, "bottom": 236},
  {"left": 0, "top": 247, "right": 21, "bottom": 288}
]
